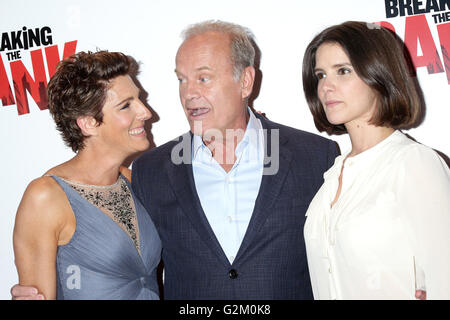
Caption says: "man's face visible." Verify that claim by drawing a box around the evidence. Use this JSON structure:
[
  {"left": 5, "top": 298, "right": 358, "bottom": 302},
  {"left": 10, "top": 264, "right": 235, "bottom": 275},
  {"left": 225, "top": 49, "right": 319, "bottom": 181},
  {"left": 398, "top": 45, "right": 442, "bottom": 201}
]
[{"left": 175, "top": 31, "right": 252, "bottom": 138}]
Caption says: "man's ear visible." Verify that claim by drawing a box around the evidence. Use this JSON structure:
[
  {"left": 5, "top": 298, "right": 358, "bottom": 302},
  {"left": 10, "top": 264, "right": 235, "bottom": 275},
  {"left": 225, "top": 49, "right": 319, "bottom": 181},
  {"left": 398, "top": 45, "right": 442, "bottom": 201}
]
[
  {"left": 241, "top": 66, "right": 255, "bottom": 100},
  {"left": 76, "top": 116, "right": 99, "bottom": 137}
]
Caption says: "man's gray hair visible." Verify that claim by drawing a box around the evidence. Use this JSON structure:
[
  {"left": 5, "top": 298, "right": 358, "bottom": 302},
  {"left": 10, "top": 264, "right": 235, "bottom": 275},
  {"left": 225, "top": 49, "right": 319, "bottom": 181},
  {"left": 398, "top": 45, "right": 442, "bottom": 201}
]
[{"left": 181, "top": 20, "right": 256, "bottom": 81}]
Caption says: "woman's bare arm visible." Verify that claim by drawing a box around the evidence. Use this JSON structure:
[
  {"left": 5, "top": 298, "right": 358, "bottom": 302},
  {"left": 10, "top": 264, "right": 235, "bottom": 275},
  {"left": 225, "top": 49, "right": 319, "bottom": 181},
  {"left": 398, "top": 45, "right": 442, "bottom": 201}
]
[{"left": 13, "top": 177, "right": 69, "bottom": 300}]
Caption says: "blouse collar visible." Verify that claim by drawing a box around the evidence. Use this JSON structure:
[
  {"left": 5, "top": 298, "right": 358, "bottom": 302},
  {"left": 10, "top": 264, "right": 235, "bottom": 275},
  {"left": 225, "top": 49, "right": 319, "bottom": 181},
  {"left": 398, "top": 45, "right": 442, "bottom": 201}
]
[{"left": 325, "top": 130, "right": 402, "bottom": 179}]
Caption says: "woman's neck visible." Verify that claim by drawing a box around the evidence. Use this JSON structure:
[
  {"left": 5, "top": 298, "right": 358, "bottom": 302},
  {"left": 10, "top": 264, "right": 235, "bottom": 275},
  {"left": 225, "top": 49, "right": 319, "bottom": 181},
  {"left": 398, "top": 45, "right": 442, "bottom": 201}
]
[
  {"left": 64, "top": 146, "right": 125, "bottom": 185},
  {"left": 345, "top": 122, "right": 394, "bottom": 157}
]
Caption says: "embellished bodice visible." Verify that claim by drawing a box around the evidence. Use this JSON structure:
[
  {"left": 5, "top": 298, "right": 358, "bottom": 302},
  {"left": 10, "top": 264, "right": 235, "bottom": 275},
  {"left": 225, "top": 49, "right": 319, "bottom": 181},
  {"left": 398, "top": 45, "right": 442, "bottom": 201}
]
[{"left": 61, "top": 176, "right": 140, "bottom": 254}]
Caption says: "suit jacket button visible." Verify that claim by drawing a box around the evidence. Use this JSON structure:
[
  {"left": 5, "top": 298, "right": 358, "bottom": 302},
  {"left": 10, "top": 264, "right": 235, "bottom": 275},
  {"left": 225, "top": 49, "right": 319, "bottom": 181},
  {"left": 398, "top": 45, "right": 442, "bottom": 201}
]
[{"left": 228, "top": 269, "right": 238, "bottom": 279}]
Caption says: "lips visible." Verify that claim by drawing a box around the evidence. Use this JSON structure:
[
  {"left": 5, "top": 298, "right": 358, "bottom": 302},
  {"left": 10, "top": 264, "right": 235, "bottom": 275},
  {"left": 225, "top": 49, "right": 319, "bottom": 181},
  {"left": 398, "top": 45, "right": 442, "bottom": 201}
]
[
  {"left": 325, "top": 100, "right": 342, "bottom": 108},
  {"left": 188, "top": 107, "right": 210, "bottom": 117},
  {"left": 129, "top": 127, "right": 146, "bottom": 136}
]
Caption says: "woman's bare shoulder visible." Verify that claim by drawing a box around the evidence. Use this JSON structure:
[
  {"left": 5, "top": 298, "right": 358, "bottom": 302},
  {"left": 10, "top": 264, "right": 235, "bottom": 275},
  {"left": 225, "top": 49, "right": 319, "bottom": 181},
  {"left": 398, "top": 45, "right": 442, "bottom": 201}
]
[
  {"left": 24, "top": 175, "right": 61, "bottom": 200},
  {"left": 16, "top": 174, "right": 69, "bottom": 227}
]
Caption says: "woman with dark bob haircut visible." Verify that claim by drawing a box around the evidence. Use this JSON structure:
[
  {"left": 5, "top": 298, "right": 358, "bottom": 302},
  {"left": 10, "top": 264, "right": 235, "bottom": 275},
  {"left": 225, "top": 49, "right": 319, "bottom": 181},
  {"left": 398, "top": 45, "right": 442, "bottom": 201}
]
[
  {"left": 13, "top": 51, "right": 161, "bottom": 300},
  {"left": 302, "top": 21, "right": 450, "bottom": 299}
]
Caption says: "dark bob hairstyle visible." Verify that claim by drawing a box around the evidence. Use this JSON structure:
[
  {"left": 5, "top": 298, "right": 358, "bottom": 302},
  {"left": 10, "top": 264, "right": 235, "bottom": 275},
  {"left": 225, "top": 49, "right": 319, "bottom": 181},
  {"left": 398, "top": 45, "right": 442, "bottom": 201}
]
[
  {"left": 47, "top": 50, "right": 137, "bottom": 152},
  {"left": 302, "top": 21, "right": 425, "bottom": 135}
]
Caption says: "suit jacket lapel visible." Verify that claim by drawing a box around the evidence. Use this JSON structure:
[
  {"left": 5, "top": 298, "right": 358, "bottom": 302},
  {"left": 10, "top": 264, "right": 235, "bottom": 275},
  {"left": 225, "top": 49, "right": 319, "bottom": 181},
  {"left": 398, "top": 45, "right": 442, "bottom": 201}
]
[
  {"left": 235, "top": 117, "right": 293, "bottom": 262},
  {"left": 166, "top": 133, "right": 231, "bottom": 267}
]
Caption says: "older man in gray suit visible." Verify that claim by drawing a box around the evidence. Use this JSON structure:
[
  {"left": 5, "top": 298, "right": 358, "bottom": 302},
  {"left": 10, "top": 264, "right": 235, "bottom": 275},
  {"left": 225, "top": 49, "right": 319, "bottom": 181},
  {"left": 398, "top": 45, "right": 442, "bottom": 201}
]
[{"left": 131, "top": 20, "right": 338, "bottom": 299}]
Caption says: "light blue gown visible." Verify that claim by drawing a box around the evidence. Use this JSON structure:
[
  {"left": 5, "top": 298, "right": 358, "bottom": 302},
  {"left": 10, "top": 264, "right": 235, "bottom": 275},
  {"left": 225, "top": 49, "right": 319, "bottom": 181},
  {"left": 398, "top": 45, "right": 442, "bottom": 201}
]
[{"left": 50, "top": 175, "right": 161, "bottom": 300}]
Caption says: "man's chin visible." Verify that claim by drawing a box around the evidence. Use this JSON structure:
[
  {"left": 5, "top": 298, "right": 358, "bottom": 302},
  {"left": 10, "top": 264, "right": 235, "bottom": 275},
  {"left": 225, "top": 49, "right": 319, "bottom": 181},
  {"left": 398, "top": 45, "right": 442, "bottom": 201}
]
[{"left": 189, "top": 120, "right": 207, "bottom": 137}]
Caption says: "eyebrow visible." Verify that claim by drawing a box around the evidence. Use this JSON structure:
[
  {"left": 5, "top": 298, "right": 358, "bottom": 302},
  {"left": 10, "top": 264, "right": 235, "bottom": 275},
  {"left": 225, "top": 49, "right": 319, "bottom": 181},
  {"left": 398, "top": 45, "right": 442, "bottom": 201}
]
[
  {"left": 314, "top": 63, "right": 352, "bottom": 72},
  {"left": 114, "top": 96, "right": 134, "bottom": 107},
  {"left": 174, "top": 66, "right": 213, "bottom": 75}
]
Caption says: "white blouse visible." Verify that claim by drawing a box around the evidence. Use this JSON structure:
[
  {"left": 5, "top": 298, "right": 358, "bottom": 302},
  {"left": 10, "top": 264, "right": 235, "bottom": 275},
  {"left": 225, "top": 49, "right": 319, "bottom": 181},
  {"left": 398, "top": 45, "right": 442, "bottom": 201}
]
[{"left": 304, "top": 130, "right": 450, "bottom": 299}]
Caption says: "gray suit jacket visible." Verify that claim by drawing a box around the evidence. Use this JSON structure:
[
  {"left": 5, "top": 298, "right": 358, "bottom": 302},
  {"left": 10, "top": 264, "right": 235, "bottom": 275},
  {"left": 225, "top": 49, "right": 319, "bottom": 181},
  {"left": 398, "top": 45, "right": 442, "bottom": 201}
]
[{"left": 132, "top": 115, "right": 339, "bottom": 299}]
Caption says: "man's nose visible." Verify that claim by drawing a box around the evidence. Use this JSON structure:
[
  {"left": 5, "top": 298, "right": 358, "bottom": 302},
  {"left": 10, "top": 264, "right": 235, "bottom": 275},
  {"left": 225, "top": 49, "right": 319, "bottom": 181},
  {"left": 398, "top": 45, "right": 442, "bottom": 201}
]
[{"left": 182, "top": 80, "right": 200, "bottom": 100}]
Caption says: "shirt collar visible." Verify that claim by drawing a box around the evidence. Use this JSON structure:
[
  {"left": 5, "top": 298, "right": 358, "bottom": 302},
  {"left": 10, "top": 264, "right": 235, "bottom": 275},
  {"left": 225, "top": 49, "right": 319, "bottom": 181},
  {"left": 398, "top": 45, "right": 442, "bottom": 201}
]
[
  {"left": 192, "top": 107, "right": 262, "bottom": 161},
  {"left": 344, "top": 130, "right": 400, "bottom": 163}
]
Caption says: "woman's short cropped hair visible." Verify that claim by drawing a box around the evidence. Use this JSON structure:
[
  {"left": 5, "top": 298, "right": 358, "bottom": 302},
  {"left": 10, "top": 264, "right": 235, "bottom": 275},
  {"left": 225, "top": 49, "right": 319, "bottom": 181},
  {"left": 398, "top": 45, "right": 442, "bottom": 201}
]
[
  {"left": 47, "top": 50, "right": 137, "bottom": 152},
  {"left": 302, "top": 21, "right": 424, "bottom": 135}
]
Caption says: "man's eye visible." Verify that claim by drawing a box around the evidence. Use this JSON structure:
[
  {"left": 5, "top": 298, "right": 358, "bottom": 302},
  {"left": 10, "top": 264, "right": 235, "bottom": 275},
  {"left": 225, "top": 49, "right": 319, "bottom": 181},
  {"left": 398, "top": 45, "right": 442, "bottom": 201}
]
[
  {"left": 200, "top": 77, "right": 209, "bottom": 83},
  {"left": 121, "top": 103, "right": 130, "bottom": 110}
]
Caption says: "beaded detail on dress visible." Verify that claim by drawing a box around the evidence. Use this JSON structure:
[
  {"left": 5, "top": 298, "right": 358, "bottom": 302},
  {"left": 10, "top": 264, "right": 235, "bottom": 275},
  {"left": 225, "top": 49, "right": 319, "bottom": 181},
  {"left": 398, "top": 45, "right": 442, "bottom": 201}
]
[{"left": 61, "top": 176, "right": 141, "bottom": 255}]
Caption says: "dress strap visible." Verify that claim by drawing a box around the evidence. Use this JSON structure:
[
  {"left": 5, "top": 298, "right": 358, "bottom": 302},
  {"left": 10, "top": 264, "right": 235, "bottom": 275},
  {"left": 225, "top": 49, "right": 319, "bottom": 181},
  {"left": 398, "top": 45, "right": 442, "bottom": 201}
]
[{"left": 46, "top": 174, "right": 79, "bottom": 197}]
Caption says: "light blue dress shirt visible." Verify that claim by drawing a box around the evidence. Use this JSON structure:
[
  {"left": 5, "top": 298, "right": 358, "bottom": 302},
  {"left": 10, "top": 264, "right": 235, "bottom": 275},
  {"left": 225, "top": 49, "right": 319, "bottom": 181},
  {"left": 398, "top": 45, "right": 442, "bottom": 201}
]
[{"left": 192, "top": 109, "right": 264, "bottom": 264}]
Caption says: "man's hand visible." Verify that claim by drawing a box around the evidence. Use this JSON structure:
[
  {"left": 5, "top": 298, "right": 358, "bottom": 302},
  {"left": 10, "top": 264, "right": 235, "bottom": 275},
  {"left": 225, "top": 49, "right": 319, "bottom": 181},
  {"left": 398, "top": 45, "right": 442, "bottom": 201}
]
[
  {"left": 11, "top": 284, "right": 45, "bottom": 300},
  {"left": 254, "top": 110, "right": 267, "bottom": 118},
  {"left": 415, "top": 290, "right": 426, "bottom": 300}
]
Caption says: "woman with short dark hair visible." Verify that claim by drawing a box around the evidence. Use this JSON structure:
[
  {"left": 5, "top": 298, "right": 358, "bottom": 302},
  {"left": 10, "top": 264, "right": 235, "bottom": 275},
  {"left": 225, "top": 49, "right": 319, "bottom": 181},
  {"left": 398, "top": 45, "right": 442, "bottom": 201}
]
[
  {"left": 302, "top": 21, "right": 450, "bottom": 299},
  {"left": 13, "top": 51, "right": 161, "bottom": 299}
]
